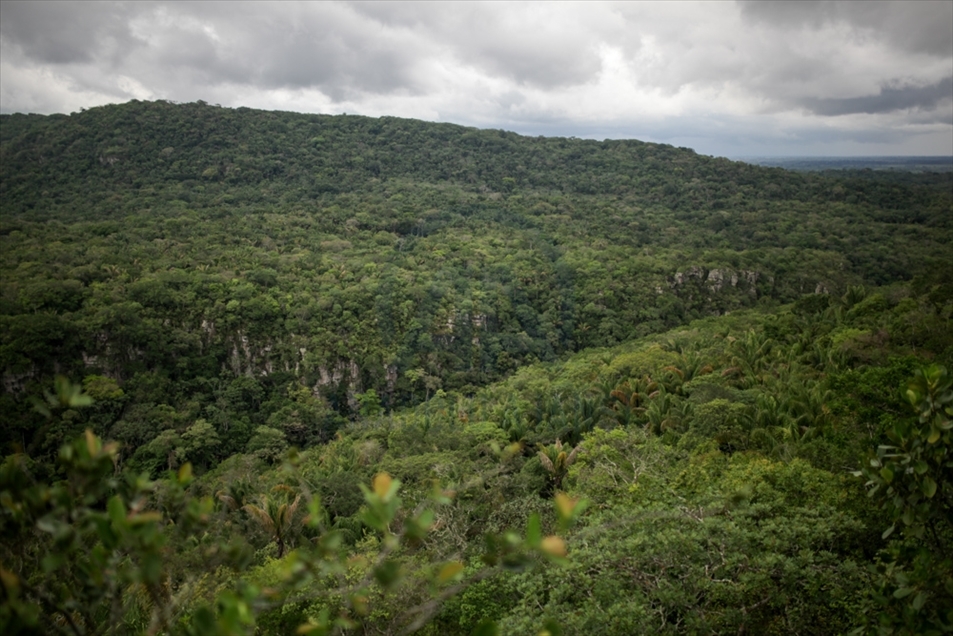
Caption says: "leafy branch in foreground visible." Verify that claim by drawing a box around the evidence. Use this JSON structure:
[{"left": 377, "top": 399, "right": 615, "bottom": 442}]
[
  {"left": 1, "top": 392, "right": 586, "bottom": 635},
  {"left": 0, "top": 428, "right": 207, "bottom": 635},
  {"left": 855, "top": 364, "right": 953, "bottom": 635},
  {"left": 273, "top": 452, "right": 587, "bottom": 636}
]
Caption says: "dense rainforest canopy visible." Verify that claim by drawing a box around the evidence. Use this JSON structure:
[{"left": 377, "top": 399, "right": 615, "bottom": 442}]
[{"left": 1, "top": 101, "right": 951, "bottom": 634}]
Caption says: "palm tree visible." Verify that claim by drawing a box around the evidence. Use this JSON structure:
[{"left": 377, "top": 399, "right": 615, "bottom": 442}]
[
  {"left": 591, "top": 376, "right": 619, "bottom": 407},
  {"left": 561, "top": 395, "right": 604, "bottom": 445},
  {"left": 786, "top": 383, "right": 833, "bottom": 432},
  {"left": 216, "top": 478, "right": 253, "bottom": 513},
  {"left": 531, "top": 394, "right": 564, "bottom": 429},
  {"left": 242, "top": 486, "right": 302, "bottom": 558},
  {"left": 537, "top": 439, "right": 581, "bottom": 492},
  {"left": 611, "top": 400, "right": 640, "bottom": 428},
  {"left": 748, "top": 392, "right": 795, "bottom": 460},
  {"left": 660, "top": 350, "right": 714, "bottom": 395},
  {"left": 729, "top": 330, "right": 775, "bottom": 388},
  {"left": 644, "top": 392, "right": 688, "bottom": 435},
  {"left": 610, "top": 375, "right": 659, "bottom": 411}
]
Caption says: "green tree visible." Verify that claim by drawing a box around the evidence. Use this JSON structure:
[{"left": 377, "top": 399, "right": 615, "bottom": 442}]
[
  {"left": 179, "top": 418, "right": 221, "bottom": 469},
  {"left": 245, "top": 426, "right": 288, "bottom": 463},
  {"left": 356, "top": 389, "right": 383, "bottom": 418},
  {"left": 242, "top": 486, "right": 301, "bottom": 558},
  {"left": 143, "top": 429, "right": 182, "bottom": 473}
]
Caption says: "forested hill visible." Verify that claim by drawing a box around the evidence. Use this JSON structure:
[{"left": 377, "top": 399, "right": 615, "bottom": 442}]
[
  {"left": 3, "top": 100, "right": 951, "bottom": 219},
  {"left": 2, "top": 101, "right": 953, "bottom": 635},
  {"left": 1, "top": 100, "right": 951, "bottom": 458}
]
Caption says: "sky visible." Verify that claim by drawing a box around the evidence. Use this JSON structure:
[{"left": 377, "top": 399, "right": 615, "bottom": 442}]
[{"left": 1, "top": 1, "right": 951, "bottom": 158}]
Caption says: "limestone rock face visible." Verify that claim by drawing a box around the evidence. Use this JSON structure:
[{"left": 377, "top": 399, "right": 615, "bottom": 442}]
[{"left": 670, "top": 266, "right": 762, "bottom": 299}]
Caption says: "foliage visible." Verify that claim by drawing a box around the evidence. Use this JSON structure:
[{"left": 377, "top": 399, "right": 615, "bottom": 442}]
[
  {"left": 0, "top": 389, "right": 209, "bottom": 633},
  {"left": 2, "top": 100, "right": 952, "bottom": 634},
  {"left": 855, "top": 364, "right": 953, "bottom": 634},
  {"left": 2, "top": 101, "right": 951, "bottom": 466}
]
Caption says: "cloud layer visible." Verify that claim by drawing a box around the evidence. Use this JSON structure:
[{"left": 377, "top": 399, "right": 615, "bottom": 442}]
[{"left": 1, "top": 1, "right": 950, "bottom": 156}]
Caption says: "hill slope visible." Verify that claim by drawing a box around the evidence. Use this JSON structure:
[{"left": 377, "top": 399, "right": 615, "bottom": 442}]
[
  {"left": 1, "top": 100, "right": 951, "bottom": 635},
  {"left": 1, "top": 100, "right": 951, "bottom": 459}
]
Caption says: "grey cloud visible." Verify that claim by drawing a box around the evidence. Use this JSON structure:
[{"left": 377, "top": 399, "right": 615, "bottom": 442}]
[
  {"left": 803, "top": 77, "right": 953, "bottom": 116},
  {"left": 0, "top": 1, "right": 143, "bottom": 65},
  {"left": 740, "top": 1, "right": 953, "bottom": 57},
  {"left": 1, "top": 2, "right": 429, "bottom": 100},
  {"left": 190, "top": 3, "right": 425, "bottom": 97},
  {"left": 170, "top": 0, "right": 607, "bottom": 96},
  {"left": 1, "top": 1, "right": 605, "bottom": 101},
  {"left": 439, "top": 9, "right": 603, "bottom": 88},
  {"left": 1, "top": 2, "right": 950, "bottom": 156},
  {"left": 446, "top": 103, "right": 952, "bottom": 157},
  {"left": 145, "top": 3, "right": 433, "bottom": 100},
  {"left": 349, "top": 2, "right": 607, "bottom": 88}
]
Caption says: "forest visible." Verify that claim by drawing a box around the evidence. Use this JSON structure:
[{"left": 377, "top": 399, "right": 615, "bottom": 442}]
[{"left": 1, "top": 100, "right": 951, "bottom": 635}]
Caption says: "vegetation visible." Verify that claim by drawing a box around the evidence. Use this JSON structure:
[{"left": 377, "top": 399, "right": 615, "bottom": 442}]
[{"left": 1, "top": 101, "right": 951, "bottom": 634}]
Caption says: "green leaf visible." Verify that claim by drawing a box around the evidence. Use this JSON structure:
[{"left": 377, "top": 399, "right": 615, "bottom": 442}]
[
  {"left": 541, "top": 618, "right": 564, "bottom": 636},
  {"left": 128, "top": 511, "right": 162, "bottom": 526},
  {"left": 880, "top": 467, "right": 894, "bottom": 483},
  {"left": 471, "top": 619, "right": 499, "bottom": 636},
  {"left": 372, "top": 560, "right": 402, "bottom": 591},
  {"left": 41, "top": 552, "right": 65, "bottom": 573},
  {"left": 901, "top": 508, "right": 914, "bottom": 525},
  {"left": 30, "top": 397, "right": 51, "bottom": 419},
  {"left": 359, "top": 508, "right": 385, "bottom": 532},
  {"left": 526, "top": 512, "right": 542, "bottom": 547},
  {"left": 318, "top": 530, "right": 342, "bottom": 553},
  {"left": 904, "top": 388, "right": 919, "bottom": 407},
  {"left": 912, "top": 591, "right": 927, "bottom": 610},
  {"left": 893, "top": 587, "right": 914, "bottom": 599},
  {"left": 36, "top": 517, "right": 58, "bottom": 535},
  {"left": 140, "top": 552, "right": 162, "bottom": 584},
  {"left": 921, "top": 475, "right": 937, "bottom": 498},
  {"left": 69, "top": 393, "right": 94, "bottom": 408},
  {"left": 437, "top": 561, "right": 464, "bottom": 583},
  {"left": 107, "top": 495, "right": 127, "bottom": 527},
  {"left": 882, "top": 523, "right": 895, "bottom": 539},
  {"left": 93, "top": 517, "right": 118, "bottom": 549},
  {"left": 189, "top": 607, "right": 217, "bottom": 634},
  {"left": 415, "top": 508, "right": 435, "bottom": 531}
]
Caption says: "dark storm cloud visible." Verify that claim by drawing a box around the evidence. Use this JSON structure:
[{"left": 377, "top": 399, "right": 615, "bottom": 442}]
[{"left": 803, "top": 77, "right": 953, "bottom": 116}]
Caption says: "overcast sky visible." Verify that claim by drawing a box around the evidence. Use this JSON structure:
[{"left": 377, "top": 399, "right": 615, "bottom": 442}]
[{"left": 1, "top": 1, "right": 951, "bottom": 157}]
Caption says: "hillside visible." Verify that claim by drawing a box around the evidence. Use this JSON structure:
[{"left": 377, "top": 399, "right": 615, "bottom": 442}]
[
  {"left": 2, "top": 102, "right": 950, "bottom": 450},
  {"left": 4, "top": 284, "right": 951, "bottom": 634},
  {"left": 1, "top": 100, "right": 952, "bottom": 634}
]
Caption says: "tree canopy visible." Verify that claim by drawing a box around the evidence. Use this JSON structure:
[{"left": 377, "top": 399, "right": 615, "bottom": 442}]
[{"left": 1, "top": 101, "right": 951, "bottom": 634}]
